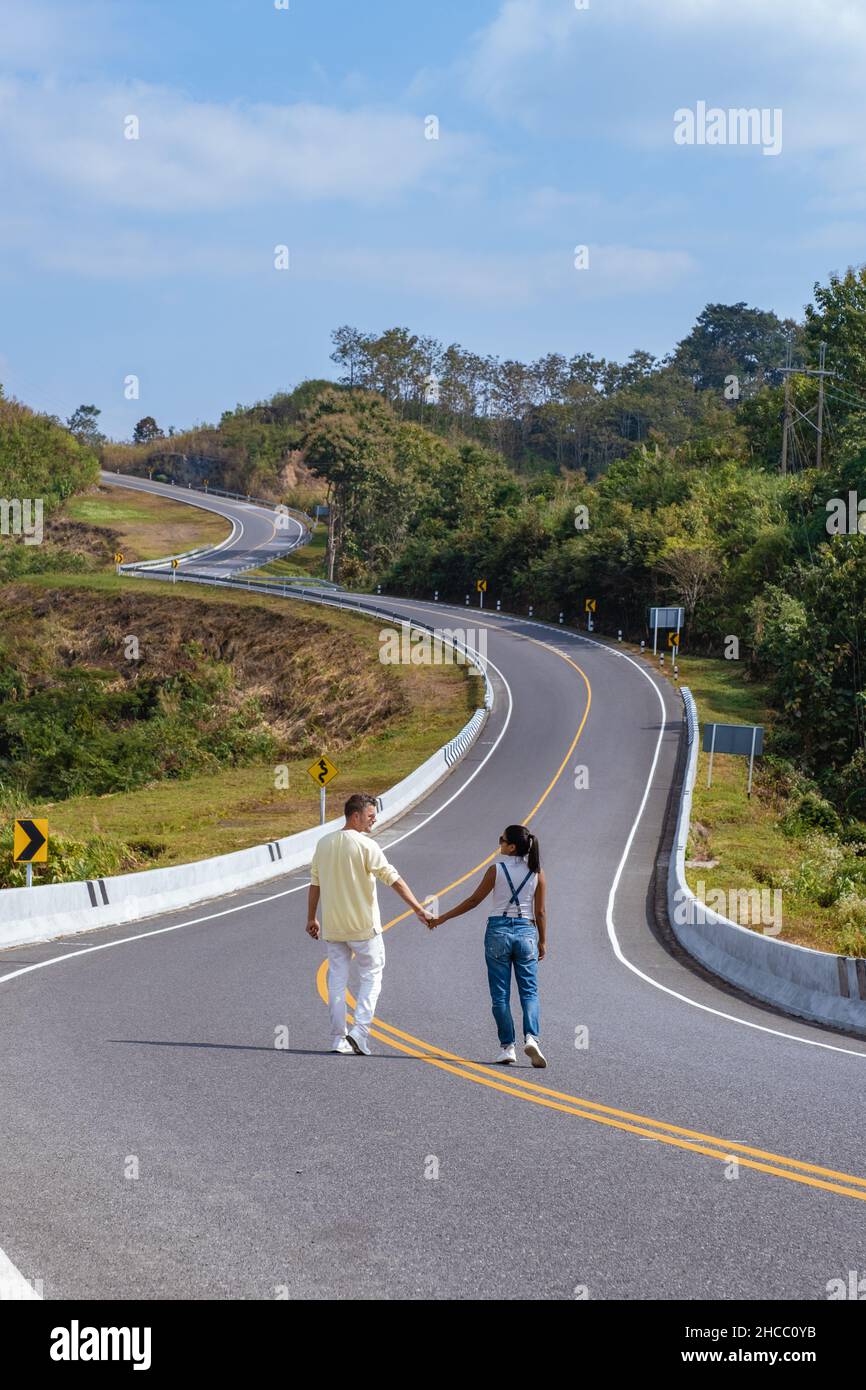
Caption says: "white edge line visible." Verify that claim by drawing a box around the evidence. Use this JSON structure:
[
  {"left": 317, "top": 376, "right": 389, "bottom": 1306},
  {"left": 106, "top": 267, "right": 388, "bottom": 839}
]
[
  {"left": 393, "top": 599, "right": 866, "bottom": 1058},
  {"left": 0, "top": 1246, "right": 41, "bottom": 1300}
]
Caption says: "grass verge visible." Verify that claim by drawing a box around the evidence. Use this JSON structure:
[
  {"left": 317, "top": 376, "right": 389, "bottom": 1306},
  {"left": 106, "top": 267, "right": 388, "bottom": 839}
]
[
  {"left": 639, "top": 648, "right": 866, "bottom": 954},
  {"left": 64, "top": 485, "right": 232, "bottom": 563},
  {"left": 5, "top": 572, "right": 479, "bottom": 875}
]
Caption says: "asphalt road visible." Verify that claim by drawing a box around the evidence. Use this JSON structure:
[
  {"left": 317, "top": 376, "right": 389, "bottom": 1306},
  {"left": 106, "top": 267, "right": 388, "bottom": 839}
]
[
  {"left": 100, "top": 470, "right": 308, "bottom": 575},
  {"left": 2, "top": 485, "right": 866, "bottom": 1301}
]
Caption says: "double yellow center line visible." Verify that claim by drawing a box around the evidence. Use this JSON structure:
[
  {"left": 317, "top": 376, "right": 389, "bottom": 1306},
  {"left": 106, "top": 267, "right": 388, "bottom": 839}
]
[{"left": 317, "top": 638, "right": 866, "bottom": 1204}]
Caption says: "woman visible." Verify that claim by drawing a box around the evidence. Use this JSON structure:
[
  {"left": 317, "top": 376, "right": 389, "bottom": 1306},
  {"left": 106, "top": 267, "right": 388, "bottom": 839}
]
[{"left": 430, "top": 825, "right": 547, "bottom": 1067}]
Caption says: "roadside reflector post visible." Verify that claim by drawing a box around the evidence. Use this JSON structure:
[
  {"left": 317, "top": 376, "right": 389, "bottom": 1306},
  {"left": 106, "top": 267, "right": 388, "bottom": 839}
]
[
  {"left": 618, "top": 629, "right": 622, "bottom": 642},
  {"left": 559, "top": 612, "right": 564, "bottom": 624},
  {"left": 747, "top": 726, "right": 757, "bottom": 799},
  {"left": 529, "top": 605, "right": 533, "bottom": 618},
  {"left": 640, "top": 639, "right": 645, "bottom": 653},
  {"left": 707, "top": 723, "right": 717, "bottom": 788},
  {"left": 465, "top": 594, "right": 469, "bottom": 605},
  {"left": 434, "top": 591, "right": 439, "bottom": 602},
  {"left": 496, "top": 599, "right": 501, "bottom": 612}
]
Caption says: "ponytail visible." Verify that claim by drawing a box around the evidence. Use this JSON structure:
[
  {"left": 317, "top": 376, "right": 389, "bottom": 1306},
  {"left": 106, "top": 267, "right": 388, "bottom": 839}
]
[{"left": 503, "top": 824, "right": 541, "bottom": 874}]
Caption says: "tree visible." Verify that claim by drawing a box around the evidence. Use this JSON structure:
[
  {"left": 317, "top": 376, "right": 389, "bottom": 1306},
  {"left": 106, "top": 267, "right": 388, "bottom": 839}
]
[
  {"left": 66, "top": 405, "right": 104, "bottom": 447},
  {"left": 673, "top": 303, "right": 800, "bottom": 392},
  {"left": 656, "top": 545, "right": 719, "bottom": 636},
  {"left": 300, "top": 390, "right": 395, "bottom": 581},
  {"left": 133, "top": 417, "right": 163, "bottom": 444}
]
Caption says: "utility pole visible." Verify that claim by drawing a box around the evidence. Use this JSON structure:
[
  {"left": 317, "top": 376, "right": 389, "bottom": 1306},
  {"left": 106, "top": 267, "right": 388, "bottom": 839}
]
[
  {"left": 816, "top": 341, "right": 827, "bottom": 471},
  {"left": 779, "top": 341, "right": 835, "bottom": 473},
  {"left": 780, "top": 344, "right": 792, "bottom": 477}
]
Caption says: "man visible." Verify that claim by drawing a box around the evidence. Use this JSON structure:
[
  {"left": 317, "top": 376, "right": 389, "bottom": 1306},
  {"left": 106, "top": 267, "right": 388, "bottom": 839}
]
[{"left": 307, "top": 792, "right": 433, "bottom": 1055}]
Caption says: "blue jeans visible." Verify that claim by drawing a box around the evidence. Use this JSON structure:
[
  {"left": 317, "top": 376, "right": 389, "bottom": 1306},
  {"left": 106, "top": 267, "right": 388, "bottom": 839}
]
[{"left": 484, "top": 916, "right": 540, "bottom": 1046}]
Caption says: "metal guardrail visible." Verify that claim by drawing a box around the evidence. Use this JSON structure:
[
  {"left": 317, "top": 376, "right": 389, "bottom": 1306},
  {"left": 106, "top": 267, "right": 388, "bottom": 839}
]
[
  {"left": 106, "top": 470, "right": 315, "bottom": 533},
  {"left": 121, "top": 567, "right": 493, "bottom": 705},
  {"left": 668, "top": 687, "right": 866, "bottom": 1033}
]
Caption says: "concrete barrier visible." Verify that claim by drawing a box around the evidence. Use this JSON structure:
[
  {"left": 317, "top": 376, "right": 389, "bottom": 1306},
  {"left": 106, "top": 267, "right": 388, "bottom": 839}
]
[
  {"left": 0, "top": 624, "right": 492, "bottom": 950},
  {"left": 668, "top": 688, "right": 866, "bottom": 1033}
]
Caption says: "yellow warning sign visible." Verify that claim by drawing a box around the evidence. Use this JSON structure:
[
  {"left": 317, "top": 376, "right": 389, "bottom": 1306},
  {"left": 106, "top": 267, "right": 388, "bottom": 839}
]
[
  {"left": 307, "top": 756, "right": 338, "bottom": 788},
  {"left": 476, "top": 579, "right": 488, "bottom": 592},
  {"left": 13, "top": 818, "right": 48, "bottom": 863},
  {"left": 585, "top": 598, "right": 597, "bottom": 613},
  {"left": 113, "top": 552, "right": 124, "bottom": 565},
  {"left": 668, "top": 631, "right": 680, "bottom": 649},
  {"left": 171, "top": 558, "right": 180, "bottom": 569}
]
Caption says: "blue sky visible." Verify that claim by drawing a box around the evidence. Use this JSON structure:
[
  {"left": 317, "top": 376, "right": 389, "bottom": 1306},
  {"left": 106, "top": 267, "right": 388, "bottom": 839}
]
[{"left": 2, "top": 0, "right": 865, "bottom": 437}]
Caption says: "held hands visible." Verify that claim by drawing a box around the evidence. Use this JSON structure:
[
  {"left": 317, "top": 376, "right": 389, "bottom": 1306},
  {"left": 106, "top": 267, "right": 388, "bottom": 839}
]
[{"left": 415, "top": 904, "right": 437, "bottom": 930}]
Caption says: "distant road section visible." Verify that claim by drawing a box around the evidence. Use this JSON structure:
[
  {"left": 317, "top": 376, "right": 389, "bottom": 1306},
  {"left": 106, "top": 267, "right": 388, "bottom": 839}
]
[{"left": 100, "top": 471, "right": 309, "bottom": 577}]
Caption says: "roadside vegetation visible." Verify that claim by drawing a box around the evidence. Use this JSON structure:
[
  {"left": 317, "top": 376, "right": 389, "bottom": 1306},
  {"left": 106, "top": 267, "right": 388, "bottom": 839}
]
[
  {"left": 0, "top": 578, "right": 476, "bottom": 886},
  {"left": 648, "top": 654, "right": 866, "bottom": 953},
  {"left": 3, "top": 262, "right": 866, "bottom": 947},
  {"left": 65, "top": 485, "right": 231, "bottom": 562}
]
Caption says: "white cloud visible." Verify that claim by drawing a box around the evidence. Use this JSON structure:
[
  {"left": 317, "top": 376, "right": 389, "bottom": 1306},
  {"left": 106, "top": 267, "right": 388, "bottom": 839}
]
[
  {"left": 0, "top": 78, "right": 481, "bottom": 211},
  {"left": 304, "top": 244, "right": 697, "bottom": 305},
  {"left": 0, "top": 0, "right": 119, "bottom": 71},
  {"left": 0, "top": 210, "right": 696, "bottom": 300},
  {"left": 459, "top": 0, "right": 866, "bottom": 210}
]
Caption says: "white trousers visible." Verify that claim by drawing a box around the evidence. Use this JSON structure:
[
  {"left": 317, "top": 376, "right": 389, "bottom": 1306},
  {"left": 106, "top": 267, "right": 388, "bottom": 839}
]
[{"left": 325, "top": 935, "right": 386, "bottom": 1042}]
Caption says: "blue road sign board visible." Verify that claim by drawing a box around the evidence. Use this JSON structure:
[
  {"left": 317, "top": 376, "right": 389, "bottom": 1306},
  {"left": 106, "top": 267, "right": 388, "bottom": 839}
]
[{"left": 702, "top": 723, "right": 764, "bottom": 757}]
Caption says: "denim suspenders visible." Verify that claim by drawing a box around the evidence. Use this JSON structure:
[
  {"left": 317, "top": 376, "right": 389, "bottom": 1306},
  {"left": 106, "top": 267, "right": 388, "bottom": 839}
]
[{"left": 500, "top": 862, "right": 533, "bottom": 919}]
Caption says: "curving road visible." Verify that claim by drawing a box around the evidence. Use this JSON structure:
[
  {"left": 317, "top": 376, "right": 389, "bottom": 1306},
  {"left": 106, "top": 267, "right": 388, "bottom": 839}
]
[
  {"left": 2, "top": 482, "right": 866, "bottom": 1301},
  {"left": 100, "top": 470, "right": 309, "bottom": 576}
]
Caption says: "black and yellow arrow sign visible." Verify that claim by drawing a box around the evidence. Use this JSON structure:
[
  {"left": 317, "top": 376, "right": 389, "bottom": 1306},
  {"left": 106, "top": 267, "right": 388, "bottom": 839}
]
[
  {"left": 476, "top": 579, "right": 488, "bottom": 592},
  {"left": 307, "top": 755, "right": 338, "bottom": 788},
  {"left": 668, "top": 631, "right": 680, "bottom": 649},
  {"left": 171, "top": 558, "right": 180, "bottom": 569},
  {"left": 13, "top": 818, "right": 48, "bottom": 863},
  {"left": 585, "top": 598, "right": 597, "bottom": 613},
  {"left": 113, "top": 552, "right": 124, "bottom": 565}
]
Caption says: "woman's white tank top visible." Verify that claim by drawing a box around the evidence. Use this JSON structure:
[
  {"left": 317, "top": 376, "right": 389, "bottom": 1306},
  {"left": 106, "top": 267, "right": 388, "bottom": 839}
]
[{"left": 493, "top": 856, "right": 538, "bottom": 919}]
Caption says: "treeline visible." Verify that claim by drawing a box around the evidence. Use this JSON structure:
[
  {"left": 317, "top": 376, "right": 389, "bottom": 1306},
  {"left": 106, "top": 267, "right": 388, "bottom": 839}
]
[
  {"left": 302, "top": 269, "right": 866, "bottom": 822},
  {"left": 101, "top": 380, "right": 332, "bottom": 508},
  {"left": 0, "top": 388, "right": 98, "bottom": 509},
  {"left": 0, "top": 388, "right": 101, "bottom": 579},
  {"left": 327, "top": 305, "right": 803, "bottom": 474}
]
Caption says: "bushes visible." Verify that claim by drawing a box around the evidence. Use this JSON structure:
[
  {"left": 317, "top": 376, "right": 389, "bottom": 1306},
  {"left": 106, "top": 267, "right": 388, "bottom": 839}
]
[
  {"left": 0, "top": 816, "right": 148, "bottom": 889},
  {"left": 0, "top": 656, "right": 278, "bottom": 801}
]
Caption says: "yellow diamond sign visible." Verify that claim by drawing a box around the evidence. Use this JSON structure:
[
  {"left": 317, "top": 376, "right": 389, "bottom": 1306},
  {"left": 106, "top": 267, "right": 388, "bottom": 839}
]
[{"left": 307, "top": 755, "right": 338, "bottom": 788}]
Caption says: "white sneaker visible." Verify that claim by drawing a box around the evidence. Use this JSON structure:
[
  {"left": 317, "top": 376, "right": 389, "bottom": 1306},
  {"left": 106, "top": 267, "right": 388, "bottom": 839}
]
[
  {"left": 346, "top": 1029, "right": 371, "bottom": 1056},
  {"left": 496, "top": 1044, "right": 517, "bottom": 1065},
  {"left": 524, "top": 1035, "right": 547, "bottom": 1068},
  {"left": 331, "top": 1037, "right": 353, "bottom": 1054}
]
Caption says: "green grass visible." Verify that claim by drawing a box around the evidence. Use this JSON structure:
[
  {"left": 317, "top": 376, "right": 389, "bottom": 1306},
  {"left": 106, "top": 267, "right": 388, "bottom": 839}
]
[
  {"left": 638, "top": 649, "right": 864, "bottom": 952},
  {"left": 245, "top": 524, "right": 328, "bottom": 580},
  {"left": 7, "top": 570, "right": 478, "bottom": 870},
  {"left": 64, "top": 486, "right": 231, "bottom": 562}
]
